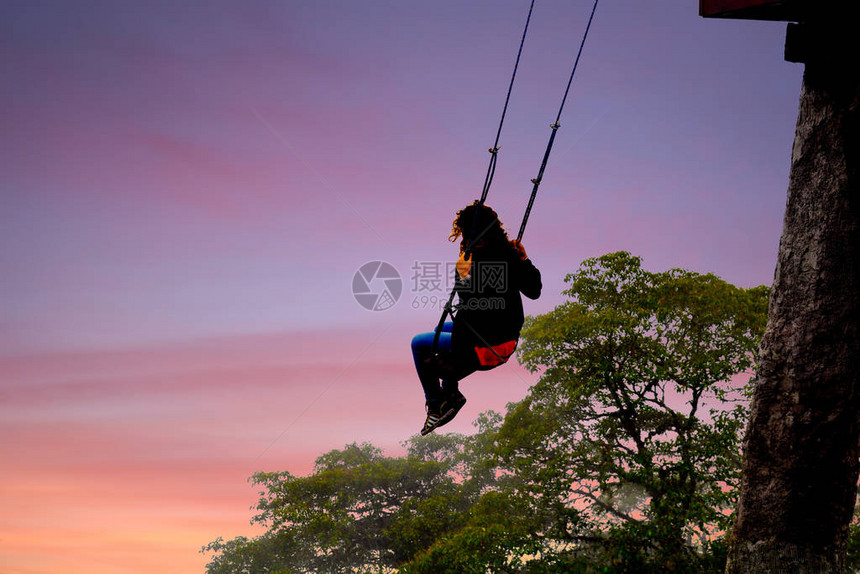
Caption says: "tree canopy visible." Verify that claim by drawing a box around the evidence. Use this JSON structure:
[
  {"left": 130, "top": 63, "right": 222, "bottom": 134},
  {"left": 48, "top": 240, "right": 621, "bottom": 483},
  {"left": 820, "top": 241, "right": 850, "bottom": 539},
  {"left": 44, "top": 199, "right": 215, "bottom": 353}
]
[
  {"left": 203, "top": 252, "right": 770, "bottom": 573},
  {"left": 496, "top": 251, "right": 769, "bottom": 569}
]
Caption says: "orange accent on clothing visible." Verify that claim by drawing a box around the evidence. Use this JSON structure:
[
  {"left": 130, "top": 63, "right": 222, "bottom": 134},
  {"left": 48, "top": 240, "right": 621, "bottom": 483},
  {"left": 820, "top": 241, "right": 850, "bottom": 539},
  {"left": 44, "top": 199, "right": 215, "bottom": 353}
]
[
  {"left": 456, "top": 252, "right": 472, "bottom": 279},
  {"left": 474, "top": 340, "right": 517, "bottom": 367}
]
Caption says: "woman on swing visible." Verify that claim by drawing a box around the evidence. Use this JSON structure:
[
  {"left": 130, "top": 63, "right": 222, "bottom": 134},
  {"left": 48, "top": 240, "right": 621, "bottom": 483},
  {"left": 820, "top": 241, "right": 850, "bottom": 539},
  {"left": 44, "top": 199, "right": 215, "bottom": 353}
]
[{"left": 411, "top": 201, "right": 542, "bottom": 435}]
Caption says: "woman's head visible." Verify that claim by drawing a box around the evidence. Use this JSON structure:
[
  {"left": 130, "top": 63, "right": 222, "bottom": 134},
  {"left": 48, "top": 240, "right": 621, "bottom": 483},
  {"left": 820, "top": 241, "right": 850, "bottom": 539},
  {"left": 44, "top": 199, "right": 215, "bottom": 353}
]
[{"left": 449, "top": 201, "right": 511, "bottom": 251}]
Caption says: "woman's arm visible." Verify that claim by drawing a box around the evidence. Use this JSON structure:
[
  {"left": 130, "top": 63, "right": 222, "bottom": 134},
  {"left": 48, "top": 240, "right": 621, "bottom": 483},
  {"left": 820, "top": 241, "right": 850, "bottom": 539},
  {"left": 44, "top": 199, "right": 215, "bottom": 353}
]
[{"left": 511, "top": 241, "right": 542, "bottom": 300}]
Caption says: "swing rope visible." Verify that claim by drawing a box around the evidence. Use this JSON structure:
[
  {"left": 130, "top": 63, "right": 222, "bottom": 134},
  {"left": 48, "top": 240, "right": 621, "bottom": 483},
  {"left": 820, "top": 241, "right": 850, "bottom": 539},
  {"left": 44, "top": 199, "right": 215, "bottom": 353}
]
[
  {"left": 517, "top": 0, "right": 598, "bottom": 241},
  {"left": 432, "top": 0, "right": 600, "bottom": 355},
  {"left": 431, "top": 0, "right": 536, "bottom": 354},
  {"left": 480, "top": 0, "right": 535, "bottom": 205}
]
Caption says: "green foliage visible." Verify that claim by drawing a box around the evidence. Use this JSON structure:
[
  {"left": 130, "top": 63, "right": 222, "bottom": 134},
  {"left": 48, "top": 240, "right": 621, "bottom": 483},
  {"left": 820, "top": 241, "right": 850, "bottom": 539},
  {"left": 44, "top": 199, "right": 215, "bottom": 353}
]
[
  {"left": 503, "top": 252, "right": 768, "bottom": 569},
  {"left": 401, "top": 524, "right": 524, "bottom": 574},
  {"left": 202, "top": 534, "right": 298, "bottom": 574},
  {"left": 203, "top": 253, "right": 769, "bottom": 574},
  {"left": 262, "top": 440, "right": 477, "bottom": 572}
]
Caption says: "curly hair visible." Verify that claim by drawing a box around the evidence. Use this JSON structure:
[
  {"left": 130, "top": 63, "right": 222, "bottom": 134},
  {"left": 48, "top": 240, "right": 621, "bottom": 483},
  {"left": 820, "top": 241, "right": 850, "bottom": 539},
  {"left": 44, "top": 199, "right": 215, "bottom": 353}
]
[{"left": 449, "top": 201, "right": 513, "bottom": 254}]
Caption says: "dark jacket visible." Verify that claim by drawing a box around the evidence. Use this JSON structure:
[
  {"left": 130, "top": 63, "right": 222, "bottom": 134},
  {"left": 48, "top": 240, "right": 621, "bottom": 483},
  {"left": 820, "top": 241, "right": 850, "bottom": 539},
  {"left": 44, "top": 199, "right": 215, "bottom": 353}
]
[{"left": 451, "top": 242, "right": 542, "bottom": 371}]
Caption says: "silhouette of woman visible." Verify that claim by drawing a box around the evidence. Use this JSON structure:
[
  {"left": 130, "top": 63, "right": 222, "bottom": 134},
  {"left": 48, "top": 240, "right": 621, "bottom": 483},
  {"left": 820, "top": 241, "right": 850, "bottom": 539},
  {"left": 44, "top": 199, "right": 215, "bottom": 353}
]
[{"left": 412, "top": 201, "right": 542, "bottom": 435}]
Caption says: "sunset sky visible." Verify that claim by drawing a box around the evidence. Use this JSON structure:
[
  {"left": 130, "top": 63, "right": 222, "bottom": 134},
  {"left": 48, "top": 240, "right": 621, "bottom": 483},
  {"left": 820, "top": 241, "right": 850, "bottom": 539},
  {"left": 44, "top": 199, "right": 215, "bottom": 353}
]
[{"left": 0, "top": 1, "right": 802, "bottom": 572}]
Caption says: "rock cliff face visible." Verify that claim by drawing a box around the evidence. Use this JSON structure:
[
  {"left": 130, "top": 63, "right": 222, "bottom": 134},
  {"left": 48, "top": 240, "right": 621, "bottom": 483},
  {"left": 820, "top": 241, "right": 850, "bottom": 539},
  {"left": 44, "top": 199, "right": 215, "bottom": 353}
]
[{"left": 727, "top": 32, "right": 860, "bottom": 574}]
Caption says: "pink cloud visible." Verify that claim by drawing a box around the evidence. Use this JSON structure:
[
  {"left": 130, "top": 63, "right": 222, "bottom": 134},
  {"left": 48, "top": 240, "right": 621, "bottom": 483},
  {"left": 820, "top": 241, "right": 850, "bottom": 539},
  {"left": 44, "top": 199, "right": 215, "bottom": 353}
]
[{"left": 0, "top": 327, "right": 539, "bottom": 573}]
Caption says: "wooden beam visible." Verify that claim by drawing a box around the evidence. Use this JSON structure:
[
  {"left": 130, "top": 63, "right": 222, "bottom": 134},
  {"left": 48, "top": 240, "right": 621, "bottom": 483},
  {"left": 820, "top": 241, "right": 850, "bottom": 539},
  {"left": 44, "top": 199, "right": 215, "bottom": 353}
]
[{"left": 699, "top": 0, "right": 806, "bottom": 21}]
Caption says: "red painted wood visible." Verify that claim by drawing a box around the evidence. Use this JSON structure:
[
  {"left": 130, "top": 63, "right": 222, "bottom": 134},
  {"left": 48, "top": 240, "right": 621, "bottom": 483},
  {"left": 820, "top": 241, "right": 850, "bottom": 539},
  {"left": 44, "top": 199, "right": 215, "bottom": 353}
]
[{"left": 699, "top": 0, "right": 805, "bottom": 21}]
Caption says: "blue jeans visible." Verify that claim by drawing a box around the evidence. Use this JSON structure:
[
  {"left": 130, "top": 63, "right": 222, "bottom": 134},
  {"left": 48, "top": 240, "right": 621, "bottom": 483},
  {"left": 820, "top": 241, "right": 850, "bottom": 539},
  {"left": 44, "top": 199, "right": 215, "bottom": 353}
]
[{"left": 411, "top": 322, "right": 465, "bottom": 405}]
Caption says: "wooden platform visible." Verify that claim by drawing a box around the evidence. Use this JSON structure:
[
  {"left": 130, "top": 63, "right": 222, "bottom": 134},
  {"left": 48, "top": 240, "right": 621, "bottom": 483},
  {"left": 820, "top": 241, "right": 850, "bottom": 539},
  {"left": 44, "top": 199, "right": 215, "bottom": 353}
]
[{"left": 699, "top": 0, "right": 807, "bottom": 21}]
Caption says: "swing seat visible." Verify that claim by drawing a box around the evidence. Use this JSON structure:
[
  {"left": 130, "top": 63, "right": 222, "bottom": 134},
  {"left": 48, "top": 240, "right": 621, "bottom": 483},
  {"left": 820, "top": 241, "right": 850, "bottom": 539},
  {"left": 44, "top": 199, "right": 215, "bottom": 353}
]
[
  {"left": 474, "top": 340, "right": 518, "bottom": 369},
  {"left": 425, "top": 339, "right": 517, "bottom": 378}
]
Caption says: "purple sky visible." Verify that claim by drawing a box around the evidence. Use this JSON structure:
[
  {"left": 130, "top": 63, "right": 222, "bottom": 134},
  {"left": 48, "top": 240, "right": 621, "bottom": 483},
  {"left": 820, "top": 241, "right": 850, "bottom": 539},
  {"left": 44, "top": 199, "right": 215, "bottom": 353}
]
[{"left": 1, "top": 1, "right": 801, "bottom": 572}]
